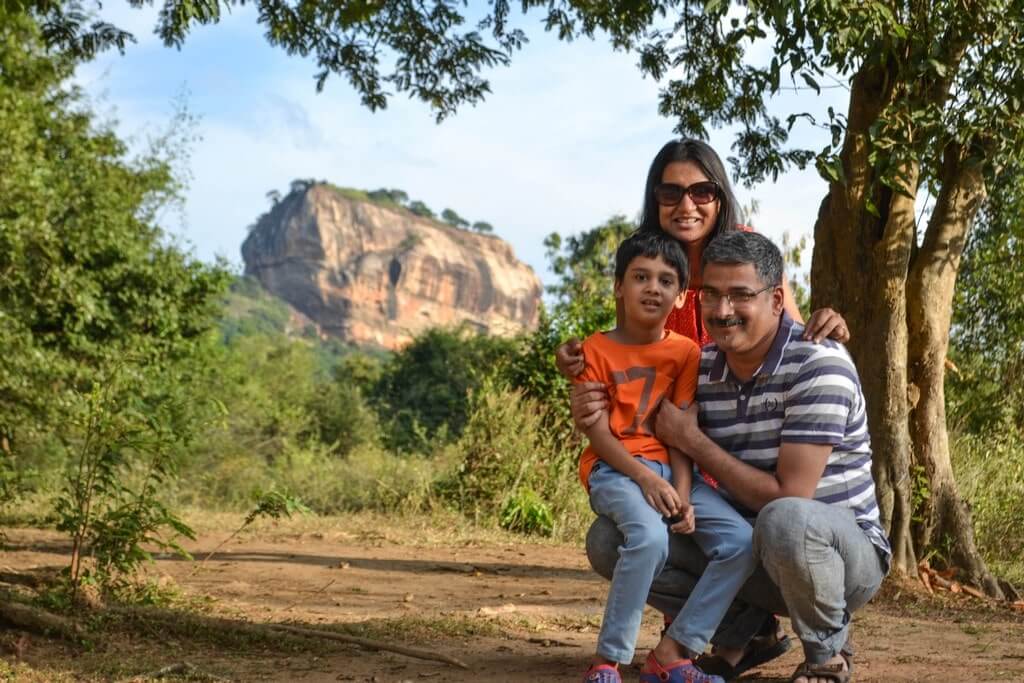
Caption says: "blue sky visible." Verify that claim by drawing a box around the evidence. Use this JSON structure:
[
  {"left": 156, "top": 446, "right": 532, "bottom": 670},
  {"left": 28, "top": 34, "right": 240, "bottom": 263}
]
[{"left": 76, "top": 4, "right": 849, "bottom": 286}]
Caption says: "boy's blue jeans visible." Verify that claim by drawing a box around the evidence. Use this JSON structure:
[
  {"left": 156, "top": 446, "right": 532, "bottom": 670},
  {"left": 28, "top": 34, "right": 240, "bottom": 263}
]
[{"left": 588, "top": 458, "right": 760, "bottom": 663}]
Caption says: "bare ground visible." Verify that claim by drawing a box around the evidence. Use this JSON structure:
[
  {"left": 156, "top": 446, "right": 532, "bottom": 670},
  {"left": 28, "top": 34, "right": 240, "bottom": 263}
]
[{"left": 2, "top": 513, "right": 1024, "bottom": 682}]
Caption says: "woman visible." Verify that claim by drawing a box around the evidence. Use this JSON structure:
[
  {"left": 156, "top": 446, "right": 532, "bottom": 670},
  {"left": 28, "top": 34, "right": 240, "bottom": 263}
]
[{"left": 560, "top": 139, "right": 851, "bottom": 682}]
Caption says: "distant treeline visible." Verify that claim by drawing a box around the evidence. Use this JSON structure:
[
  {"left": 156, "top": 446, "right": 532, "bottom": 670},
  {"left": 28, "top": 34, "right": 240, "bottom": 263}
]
[{"left": 266, "top": 179, "right": 496, "bottom": 235}]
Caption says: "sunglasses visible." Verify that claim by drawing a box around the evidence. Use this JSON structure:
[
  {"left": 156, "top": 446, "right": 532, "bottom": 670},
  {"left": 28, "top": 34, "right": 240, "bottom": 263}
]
[{"left": 653, "top": 181, "right": 720, "bottom": 206}]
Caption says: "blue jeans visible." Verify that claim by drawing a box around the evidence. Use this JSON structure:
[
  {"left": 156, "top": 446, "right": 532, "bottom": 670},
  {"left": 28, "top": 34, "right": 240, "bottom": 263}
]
[
  {"left": 664, "top": 477, "right": 763, "bottom": 657},
  {"left": 588, "top": 460, "right": 759, "bottom": 663},
  {"left": 586, "top": 497, "right": 887, "bottom": 664}
]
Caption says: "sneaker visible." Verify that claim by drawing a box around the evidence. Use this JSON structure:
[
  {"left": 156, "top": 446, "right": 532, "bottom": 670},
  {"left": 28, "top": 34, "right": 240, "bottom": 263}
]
[
  {"left": 640, "top": 651, "right": 725, "bottom": 683},
  {"left": 583, "top": 663, "right": 621, "bottom": 683}
]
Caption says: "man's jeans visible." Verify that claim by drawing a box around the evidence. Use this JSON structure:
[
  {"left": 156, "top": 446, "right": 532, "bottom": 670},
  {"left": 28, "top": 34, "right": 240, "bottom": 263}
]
[{"left": 586, "top": 496, "right": 886, "bottom": 664}]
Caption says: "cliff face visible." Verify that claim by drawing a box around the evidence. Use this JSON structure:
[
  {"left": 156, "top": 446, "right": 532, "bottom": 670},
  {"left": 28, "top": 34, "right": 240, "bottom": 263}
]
[{"left": 241, "top": 185, "right": 542, "bottom": 349}]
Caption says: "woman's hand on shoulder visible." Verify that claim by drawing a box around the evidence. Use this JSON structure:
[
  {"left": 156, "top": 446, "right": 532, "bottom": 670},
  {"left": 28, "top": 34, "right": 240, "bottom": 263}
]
[
  {"left": 803, "top": 307, "right": 850, "bottom": 344},
  {"left": 570, "top": 381, "right": 608, "bottom": 430},
  {"left": 555, "top": 338, "right": 585, "bottom": 379}
]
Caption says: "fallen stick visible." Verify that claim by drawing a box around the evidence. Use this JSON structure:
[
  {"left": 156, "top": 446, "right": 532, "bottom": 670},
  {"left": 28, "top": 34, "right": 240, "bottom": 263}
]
[
  {"left": 0, "top": 598, "right": 83, "bottom": 641},
  {"left": 269, "top": 624, "right": 469, "bottom": 669}
]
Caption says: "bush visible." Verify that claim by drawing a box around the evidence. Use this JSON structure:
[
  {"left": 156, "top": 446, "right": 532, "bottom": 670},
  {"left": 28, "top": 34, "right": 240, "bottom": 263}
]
[
  {"left": 436, "top": 377, "right": 588, "bottom": 539},
  {"left": 951, "top": 430, "right": 1024, "bottom": 579},
  {"left": 372, "top": 327, "right": 517, "bottom": 452}
]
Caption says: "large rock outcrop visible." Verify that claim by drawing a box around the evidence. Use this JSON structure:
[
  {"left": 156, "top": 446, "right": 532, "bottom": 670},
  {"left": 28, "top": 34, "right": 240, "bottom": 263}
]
[{"left": 241, "top": 185, "right": 542, "bottom": 349}]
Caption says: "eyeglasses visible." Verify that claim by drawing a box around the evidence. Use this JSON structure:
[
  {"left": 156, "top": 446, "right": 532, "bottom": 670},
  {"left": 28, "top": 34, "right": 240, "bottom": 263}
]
[
  {"left": 653, "top": 181, "right": 720, "bottom": 207},
  {"left": 698, "top": 285, "right": 775, "bottom": 307}
]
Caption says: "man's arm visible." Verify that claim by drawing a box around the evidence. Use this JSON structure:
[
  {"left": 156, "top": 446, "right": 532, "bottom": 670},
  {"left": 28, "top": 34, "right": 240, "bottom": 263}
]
[
  {"left": 582, "top": 417, "right": 682, "bottom": 517},
  {"left": 656, "top": 401, "right": 829, "bottom": 512}
]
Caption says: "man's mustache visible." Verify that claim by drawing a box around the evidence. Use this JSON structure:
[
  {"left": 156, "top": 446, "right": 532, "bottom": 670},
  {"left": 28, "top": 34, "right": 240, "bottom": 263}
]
[{"left": 709, "top": 317, "right": 744, "bottom": 328}]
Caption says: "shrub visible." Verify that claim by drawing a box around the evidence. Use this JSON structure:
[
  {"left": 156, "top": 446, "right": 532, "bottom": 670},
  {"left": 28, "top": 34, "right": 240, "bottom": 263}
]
[
  {"left": 951, "top": 430, "right": 1024, "bottom": 577},
  {"left": 436, "top": 377, "right": 588, "bottom": 539}
]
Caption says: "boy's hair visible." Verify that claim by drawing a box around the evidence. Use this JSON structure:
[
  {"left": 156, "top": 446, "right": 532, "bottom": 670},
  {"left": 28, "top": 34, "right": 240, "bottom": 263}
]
[
  {"left": 702, "top": 231, "right": 783, "bottom": 287},
  {"left": 614, "top": 230, "right": 689, "bottom": 289}
]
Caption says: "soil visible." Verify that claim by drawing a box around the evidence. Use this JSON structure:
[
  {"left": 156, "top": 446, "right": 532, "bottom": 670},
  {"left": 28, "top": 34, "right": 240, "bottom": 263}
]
[{"left": 2, "top": 514, "right": 1024, "bottom": 682}]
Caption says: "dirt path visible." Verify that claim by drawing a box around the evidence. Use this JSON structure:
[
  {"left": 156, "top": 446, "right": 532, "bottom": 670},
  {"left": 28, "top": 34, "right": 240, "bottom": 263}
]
[{"left": 3, "top": 517, "right": 1024, "bottom": 681}]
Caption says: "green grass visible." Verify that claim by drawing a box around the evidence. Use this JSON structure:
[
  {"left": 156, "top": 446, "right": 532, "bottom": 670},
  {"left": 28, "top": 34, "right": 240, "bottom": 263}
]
[{"left": 951, "top": 430, "right": 1024, "bottom": 582}]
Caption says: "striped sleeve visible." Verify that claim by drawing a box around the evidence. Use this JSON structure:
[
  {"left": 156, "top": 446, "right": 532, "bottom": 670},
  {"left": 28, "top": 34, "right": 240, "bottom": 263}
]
[{"left": 780, "top": 346, "right": 857, "bottom": 445}]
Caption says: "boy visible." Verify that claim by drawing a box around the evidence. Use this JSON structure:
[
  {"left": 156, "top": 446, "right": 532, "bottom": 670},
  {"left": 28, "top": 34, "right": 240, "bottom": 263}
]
[{"left": 577, "top": 231, "right": 758, "bottom": 683}]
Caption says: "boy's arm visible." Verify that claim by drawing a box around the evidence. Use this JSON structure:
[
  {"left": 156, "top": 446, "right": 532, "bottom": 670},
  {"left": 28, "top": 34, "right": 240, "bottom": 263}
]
[
  {"left": 581, "top": 417, "right": 681, "bottom": 517},
  {"left": 667, "top": 447, "right": 695, "bottom": 534}
]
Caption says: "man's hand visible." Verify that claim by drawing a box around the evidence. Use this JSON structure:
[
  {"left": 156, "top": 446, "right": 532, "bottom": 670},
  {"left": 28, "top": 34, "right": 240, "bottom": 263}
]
[
  {"left": 668, "top": 501, "right": 695, "bottom": 534},
  {"left": 571, "top": 381, "right": 609, "bottom": 430},
  {"left": 803, "top": 307, "right": 850, "bottom": 344},
  {"left": 637, "top": 472, "right": 682, "bottom": 517},
  {"left": 655, "top": 400, "right": 701, "bottom": 454},
  {"left": 555, "top": 338, "right": 585, "bottom": 378}
]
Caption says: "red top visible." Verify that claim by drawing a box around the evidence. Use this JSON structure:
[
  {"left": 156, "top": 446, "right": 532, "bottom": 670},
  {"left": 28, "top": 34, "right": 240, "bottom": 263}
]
[{"left": 665, "top": 290, "right": 714, "bottom": 348}]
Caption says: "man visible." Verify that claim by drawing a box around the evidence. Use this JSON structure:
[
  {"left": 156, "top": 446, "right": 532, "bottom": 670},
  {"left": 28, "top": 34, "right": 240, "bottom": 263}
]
[{"left": 576, "top": 231, "right": 890, "bottom": 683}]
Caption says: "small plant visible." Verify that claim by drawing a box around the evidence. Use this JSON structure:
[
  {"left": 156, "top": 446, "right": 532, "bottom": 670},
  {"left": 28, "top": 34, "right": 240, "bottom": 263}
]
[
  {"left": 500, "top": 488, "right": 554, "bottom": 536},
  {"left": 195, "top": 490, "right": 309, "bottom": 571},
  {"left": 56, "top": 361, "right": 199, "bottom": 598}
]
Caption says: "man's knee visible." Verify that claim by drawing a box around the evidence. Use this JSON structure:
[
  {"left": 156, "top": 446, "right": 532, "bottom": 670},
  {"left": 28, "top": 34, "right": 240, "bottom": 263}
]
[
  {"left": 585, "top": 515, "right": 623, "bottom": 581},
  {"left": 753, "top": 497, "right": 816, "bottom": 559}
]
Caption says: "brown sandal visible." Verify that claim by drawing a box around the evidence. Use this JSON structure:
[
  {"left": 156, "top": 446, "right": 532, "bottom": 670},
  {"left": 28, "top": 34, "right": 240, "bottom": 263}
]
[{"left": 788, "top": 650, "right": 853, "bottom": 683}]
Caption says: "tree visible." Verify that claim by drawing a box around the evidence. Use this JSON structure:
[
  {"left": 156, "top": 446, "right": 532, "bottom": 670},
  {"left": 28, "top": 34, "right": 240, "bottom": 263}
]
[
  {"left": 947, "top": 167, "right": 1024, "bottom": 434},
  {"left": 621, "top": 1, "right": 1021, "bottom": 597},
  {"left": 0, "top": 12, "right": 229, "bottom": 584},
  {"left": 407, "top": 200, "right": 435, "bottom": 219},
  {"left": 471, "top": 221, "right": 495, "bottom": 234},
  {"left": 441, "top": 208, "right": 469, "bottom": 228}
]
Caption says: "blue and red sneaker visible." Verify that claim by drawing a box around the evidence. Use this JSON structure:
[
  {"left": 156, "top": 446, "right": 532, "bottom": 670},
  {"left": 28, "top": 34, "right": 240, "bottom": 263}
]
[
  {"left": 639, "top": 651, "right": 725, "bottom": 683},
  {"left": 583, "top": 663, "right": 621, "bottom": 683}
]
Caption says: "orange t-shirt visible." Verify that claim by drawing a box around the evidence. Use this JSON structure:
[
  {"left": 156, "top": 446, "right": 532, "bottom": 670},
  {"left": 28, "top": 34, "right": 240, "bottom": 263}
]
[{"left": 575, "top": 330, "right": 701, "bottom": 489}]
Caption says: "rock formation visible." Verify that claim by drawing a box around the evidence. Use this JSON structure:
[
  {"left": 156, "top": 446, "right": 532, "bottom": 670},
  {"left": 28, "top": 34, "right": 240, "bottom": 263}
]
[{"left": 241, "top": 184, "right": 542, "bottom": 349}]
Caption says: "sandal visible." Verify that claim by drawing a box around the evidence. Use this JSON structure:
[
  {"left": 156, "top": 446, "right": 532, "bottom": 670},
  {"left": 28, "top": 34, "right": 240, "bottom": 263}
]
[
  {"left": 695, "top": 618, "right": 792, "bottom": 680},
  {"left": 788, "top": 650, "right": 853, "bottom": 683}
]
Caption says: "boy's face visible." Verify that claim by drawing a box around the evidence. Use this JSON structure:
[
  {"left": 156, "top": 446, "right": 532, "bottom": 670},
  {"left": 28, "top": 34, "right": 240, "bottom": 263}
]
[{"left": 614, "top": 254, "right": 686, "bottom": 328}]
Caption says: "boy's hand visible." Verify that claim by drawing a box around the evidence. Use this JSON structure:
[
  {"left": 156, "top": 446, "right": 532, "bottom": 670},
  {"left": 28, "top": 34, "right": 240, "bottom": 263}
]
[
  {"left": 555, "top": 338, "right": 586, "bottom": 378},
  {"left": 637, "top": 472, "right": 682, "bottom": 517},
  {"left": 668, "top": 502, "right": 695, "bottom": 535},
  {"left": 571, "top": 382, "right": 609, "bottom": 430}
]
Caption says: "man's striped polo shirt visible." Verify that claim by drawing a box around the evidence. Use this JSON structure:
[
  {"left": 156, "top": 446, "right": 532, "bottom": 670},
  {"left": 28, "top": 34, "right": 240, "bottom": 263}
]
[{"left": 697, "top": 312, "right": 892, "bottom": 565}]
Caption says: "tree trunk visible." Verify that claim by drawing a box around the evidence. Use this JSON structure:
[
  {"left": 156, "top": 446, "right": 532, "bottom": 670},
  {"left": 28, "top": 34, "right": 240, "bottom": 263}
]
[
  {"left": 906, "top": 141, "right": 1003, "bottom": 598},
  {"left": 813, "top": 65, "right": 1005, "bottom": 595},
  {"left": 811, "top": 63, "right": 918, "bottom": 575}
]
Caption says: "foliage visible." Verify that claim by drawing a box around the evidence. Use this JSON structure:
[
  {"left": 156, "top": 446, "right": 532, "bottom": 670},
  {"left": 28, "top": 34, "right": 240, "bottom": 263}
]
[
  {"left": 436, "top": 377, "right": 588, "bottom": 538},
  {"left": 371, "top": 326, "right": 516, "bottom": 452},
  {"left": 0, "top": 14, "right": 228, "bottom": 592},
  {"left": 407, "top": 200, "right": 436, "bottom": 219},
  {"left": 472, "top": 221, "right": 495, "bottom": 234},
  {"left": 542, "top": 215, "right": 632, "bottom": 341},
  {"left": 948, "top": 167, "right": 1024, "bottom": 432},
  {"left": 951, "top": 432, "right": 1024, "bottom": 571},
  {"left": 441, "top": 208, "right": 469, "bottom": 228},
  {"left": 500, "top": 487, "right": 555, "bottom": 536},
  {"left": 56, "top": 361, "right": 201, "bottom": 594},
  {"left": 0, "top": 13, "right": 228, "bottom": 444},
  {"left": 780, "top": 231, "right": 811, "bottom": 322}
]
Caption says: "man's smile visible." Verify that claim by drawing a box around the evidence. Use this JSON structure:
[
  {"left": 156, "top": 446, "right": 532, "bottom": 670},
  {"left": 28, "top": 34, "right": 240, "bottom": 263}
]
[{"left": 710, "top": 316, "right": 744, "bottom": 328}]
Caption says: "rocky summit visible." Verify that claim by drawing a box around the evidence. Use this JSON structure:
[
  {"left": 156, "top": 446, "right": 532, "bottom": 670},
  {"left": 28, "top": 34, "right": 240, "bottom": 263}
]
[{"left": 241, "top": 184, "right": 542, "bottom": 349}]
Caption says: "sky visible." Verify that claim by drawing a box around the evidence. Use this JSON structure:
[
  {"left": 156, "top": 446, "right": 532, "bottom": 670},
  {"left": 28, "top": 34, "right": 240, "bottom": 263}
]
[{"left": 75, "top": 3, "right": 850, "bottom": 286}]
